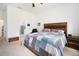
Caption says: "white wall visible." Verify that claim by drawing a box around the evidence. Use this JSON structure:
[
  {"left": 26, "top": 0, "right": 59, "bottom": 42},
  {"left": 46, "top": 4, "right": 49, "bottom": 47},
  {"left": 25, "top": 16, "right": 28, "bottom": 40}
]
[
  {"left": 5, "top": 3, "right": 79, "bottom": 41},
  {"left": 35, "top": 3, "right": 79, "bottom": 36},
  {"left": 0, "top": 20, "right": 3, "bottom": 37},
  {"left": 0, "top": 7, "right": 4, "bottom": 37},
  {"left": 6, "top": 5, "right": 37, "bottom": 40},
  {"left": 0, "top": 10, "right": 4, "bottom": 19}
]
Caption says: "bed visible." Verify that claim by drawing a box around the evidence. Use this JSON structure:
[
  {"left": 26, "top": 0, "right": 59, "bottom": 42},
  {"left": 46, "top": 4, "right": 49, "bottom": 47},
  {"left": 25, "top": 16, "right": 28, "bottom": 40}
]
[{"left": 24, "top": 22, "right": 67, "bottom": 56}]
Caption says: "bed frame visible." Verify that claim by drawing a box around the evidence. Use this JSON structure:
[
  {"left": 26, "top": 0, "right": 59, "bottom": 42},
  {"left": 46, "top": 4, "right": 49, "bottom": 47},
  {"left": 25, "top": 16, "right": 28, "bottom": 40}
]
[
  {"left": 24, "top": 44, "right": 40, "bottom": 56},
  {"left": 24, "top": 22, "right": 67, "bottom": 56}
]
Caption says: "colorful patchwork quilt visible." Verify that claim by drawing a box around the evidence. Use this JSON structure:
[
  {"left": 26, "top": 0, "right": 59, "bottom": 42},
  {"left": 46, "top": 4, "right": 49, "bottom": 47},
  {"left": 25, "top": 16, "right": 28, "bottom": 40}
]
[{"left": 24, "top": 31, "right": 67, "bottom": 56}]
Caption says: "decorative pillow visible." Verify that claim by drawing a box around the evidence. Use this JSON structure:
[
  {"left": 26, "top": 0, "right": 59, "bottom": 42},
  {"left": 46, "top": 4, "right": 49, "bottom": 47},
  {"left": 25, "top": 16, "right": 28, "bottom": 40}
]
[
  {"left": 51, "top": 29, "right": 59, "bottom": 32},
  {"left": 58, "top": 30, "right": 64, "bottom": 34},
  {"left": 42, "top": 29, "right": 51, "bottom": 32},
  {"left": 51, "top": 29, "right": 64, "bottom": 34}
]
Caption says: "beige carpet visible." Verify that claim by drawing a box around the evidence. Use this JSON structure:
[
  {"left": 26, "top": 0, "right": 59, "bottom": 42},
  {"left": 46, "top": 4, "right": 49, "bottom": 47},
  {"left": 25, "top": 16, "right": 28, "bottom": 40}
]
[
  {"left": 0, "top": 41, "right": 36, "bottom": 56},
  {"left": 0, "top": 40, "right": 79, "bottom": 56},
  {"left": 0, "top": 37, "right": 3, "bottom": 44},
  {"left": 64, "top": 47, "right": 79, "bottom": 56}
]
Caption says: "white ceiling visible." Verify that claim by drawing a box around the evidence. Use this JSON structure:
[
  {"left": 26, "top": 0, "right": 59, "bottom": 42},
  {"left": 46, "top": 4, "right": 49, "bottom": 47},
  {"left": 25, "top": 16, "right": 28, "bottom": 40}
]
[
  {"left": 0, "top": 3, "right": 68, "bottom": 14},
  {"left": 0, "top": 3, "right": 61, "bottom": 19},
  {"left": 6, "top": 3, "right": 66, "bottom": 14},
  {"left": 0, "top": 3, "right": 78, "bottom": 19}
]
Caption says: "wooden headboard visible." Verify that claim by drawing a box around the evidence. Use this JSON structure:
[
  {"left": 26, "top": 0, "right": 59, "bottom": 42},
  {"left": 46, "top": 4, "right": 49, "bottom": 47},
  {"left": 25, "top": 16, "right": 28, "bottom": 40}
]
[{"left": 44, "top": 22, "right": 67, "bottom": 37}]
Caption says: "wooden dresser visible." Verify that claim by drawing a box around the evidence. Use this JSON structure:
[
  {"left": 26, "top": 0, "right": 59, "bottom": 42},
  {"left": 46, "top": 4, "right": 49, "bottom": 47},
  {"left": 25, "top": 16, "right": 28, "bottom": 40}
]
[{"left": 67, "top": 35, "right": 79, "bottom": 50}]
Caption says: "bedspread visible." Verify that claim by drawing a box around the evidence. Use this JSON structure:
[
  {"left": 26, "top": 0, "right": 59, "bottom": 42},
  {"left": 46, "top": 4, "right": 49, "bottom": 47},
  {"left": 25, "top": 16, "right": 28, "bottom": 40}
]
[{"left": 24, "top": 32, "right": 67, "bottom": 56}]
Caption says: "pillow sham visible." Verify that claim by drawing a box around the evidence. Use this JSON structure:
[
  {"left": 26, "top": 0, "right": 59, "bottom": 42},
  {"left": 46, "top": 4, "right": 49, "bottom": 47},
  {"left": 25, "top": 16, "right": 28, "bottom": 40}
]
[
  {"left": 51, "top": 29, "right": 64, "bottom": 34},
  {"left": 42, "top": 28, "right": 51, "bottom": 32}
]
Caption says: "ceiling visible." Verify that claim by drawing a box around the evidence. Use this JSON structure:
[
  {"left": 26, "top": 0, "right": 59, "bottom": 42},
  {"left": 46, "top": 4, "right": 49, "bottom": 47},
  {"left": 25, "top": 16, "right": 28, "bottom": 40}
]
[
  {"left": 0, "top": 3, "right": 78, "bottom": 19},
  {"left": 6, "top": 3, "right": 65, "bottom": 13},
  {"left": 0, "top": 3, "right": 62, "bottom": 19},
  {"left": 0, "top": 3, "right": 67, "bottom": 14}
]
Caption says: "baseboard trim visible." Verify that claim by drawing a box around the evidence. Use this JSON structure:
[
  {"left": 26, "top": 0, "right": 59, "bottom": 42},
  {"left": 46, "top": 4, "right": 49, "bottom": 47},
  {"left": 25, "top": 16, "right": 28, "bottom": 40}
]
[{"left": 8, "top": 36, "right": 19, "bottom": 42}]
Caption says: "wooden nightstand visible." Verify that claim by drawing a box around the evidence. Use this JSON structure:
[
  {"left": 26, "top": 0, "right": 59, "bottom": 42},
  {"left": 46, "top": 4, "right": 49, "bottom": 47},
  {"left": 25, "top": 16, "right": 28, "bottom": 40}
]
[{"left": 67, "top": 36, "right": 79, "bottom": 50}]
